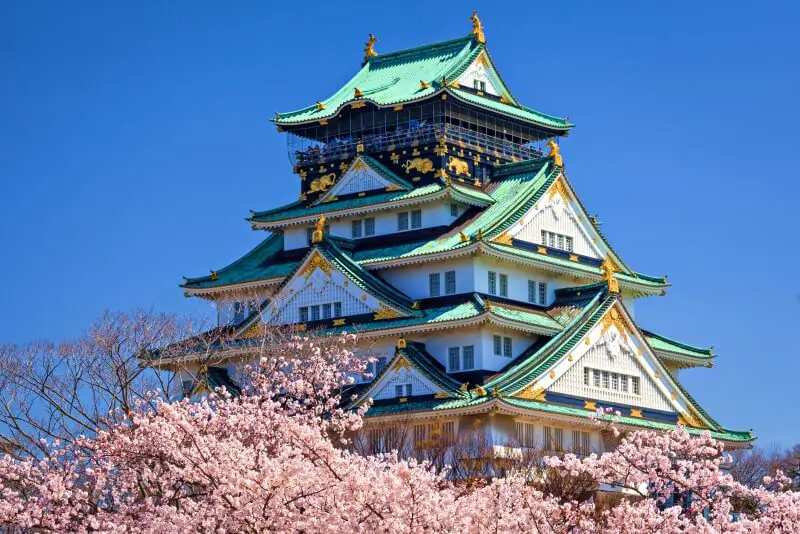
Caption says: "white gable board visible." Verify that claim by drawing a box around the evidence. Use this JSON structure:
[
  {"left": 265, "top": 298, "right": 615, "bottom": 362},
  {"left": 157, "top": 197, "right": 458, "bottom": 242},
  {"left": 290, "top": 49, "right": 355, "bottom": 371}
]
[
  {"left": 548, "top": 328, "right": 674, "bottom": 412},
  {"left": 508, "top": 181, "right": 602, "bottom": 259},
  {"left": 372, "top": 362, "right": 438, "bottom": 400},
  {"left": 317, "top": 158, "right": 399, "bottom": 203},
  {"left": 262, "top": 251, "right": 393, "bottom": 325},
  {"left": 516, "top": 302, "right": 706, "bottom": 425},
  {"left": 456, "top": 55, "right": 502, "bottom": 96}
]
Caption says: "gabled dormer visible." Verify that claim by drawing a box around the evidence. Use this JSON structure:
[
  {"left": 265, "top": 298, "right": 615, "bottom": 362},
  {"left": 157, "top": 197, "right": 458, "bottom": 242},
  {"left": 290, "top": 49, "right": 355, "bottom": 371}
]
[{"left": 315, "top": 155, "right": 412, "bottom": 204}]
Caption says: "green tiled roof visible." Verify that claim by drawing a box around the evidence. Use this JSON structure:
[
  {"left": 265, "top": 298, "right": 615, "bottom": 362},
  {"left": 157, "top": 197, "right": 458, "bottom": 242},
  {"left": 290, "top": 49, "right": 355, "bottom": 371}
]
[
  {"left": 317, "top": 238, "right": 419, "bottom": 315},
  {"left": 250, "top": 184, "right": 445, "bottom": 224},
  {"left": 644, "top": 330, "right": 714, "bottom": 360},
  {"left": 273, "top": 35, "right": 571, "bottom": 131},
  {"left": 182, "top": 234, "right": 296, "bottom": 290},
  {"left": 502, "top": 398, "right": 754, "bottom": 443},
  {"left": 324, "top": 294, "right": 562, "bottom": 337}
]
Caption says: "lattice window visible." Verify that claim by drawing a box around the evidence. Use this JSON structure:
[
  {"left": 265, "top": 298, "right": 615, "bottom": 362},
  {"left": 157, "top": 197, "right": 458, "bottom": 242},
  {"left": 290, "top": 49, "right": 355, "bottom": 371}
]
[
  {"left": 493, "top": 335, "right": 502, "bottom": 356},
  {"left": 445, "top": 270, "right": 456, "bottom": 295},
  {"left": 488, "top": 271, "right": 497, "bottom": 295},
  {"left": 538, "top": 282, "right": 548, "bottom": 305},
  {"left": 411, "top": 209, "right": 422, "bottom": 229},
  {"left": 503, "top": 337, "right": 512, "bottom": 358},
  {"left": 448, "top": 347, "right": 460, "bottom": 371},
  {"left": 516, "top": 421, "right": 536, "bottom": 447},
  {"left": 499, "top": 274, "right": 508, "bottom": 297},
  {"left": 462, "top": 345, "right": 475, "bottom": 370},
  {"left": 429, "top": 273, "right": 441, "bottom": 297},
  {"left": 528, "top": 280, "right": 537, "bottom": 303},
  {"left": 398, "top": 212, "right": 409, "bottom": 231}
]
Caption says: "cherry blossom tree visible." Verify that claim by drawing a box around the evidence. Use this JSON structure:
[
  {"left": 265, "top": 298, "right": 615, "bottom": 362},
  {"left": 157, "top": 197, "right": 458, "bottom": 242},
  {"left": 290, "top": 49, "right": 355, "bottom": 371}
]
[{"left": 1, "top": 332, "right": 800, "bottom": 533}]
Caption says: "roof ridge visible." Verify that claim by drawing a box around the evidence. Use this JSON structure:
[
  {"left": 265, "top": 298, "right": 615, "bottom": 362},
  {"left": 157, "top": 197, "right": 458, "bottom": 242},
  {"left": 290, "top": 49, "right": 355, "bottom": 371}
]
[
  {"left": 365, "top": 35, "right": 475, "bottom": 64},
  {"left": 642, "top": 329, "right": 713, "bottom": 356}
]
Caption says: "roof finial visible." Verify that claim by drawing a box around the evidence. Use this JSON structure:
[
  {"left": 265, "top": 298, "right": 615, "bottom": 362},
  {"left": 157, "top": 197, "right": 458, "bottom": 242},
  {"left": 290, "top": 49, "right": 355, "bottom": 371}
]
[
  {"left": 600, "top": 258, "right": 620, "bottom": 294},
  {"left": 363, "top": 33, "right": 378, "bottom": 64},
  {"left": 470, "top": 10, "right": 486, "bottom": 44},
  {"left": 547, "top": 139, "right": 563, "bottom": 167},
  {"left": 311, "top": 215, "right": 327, "bottom": 244}
]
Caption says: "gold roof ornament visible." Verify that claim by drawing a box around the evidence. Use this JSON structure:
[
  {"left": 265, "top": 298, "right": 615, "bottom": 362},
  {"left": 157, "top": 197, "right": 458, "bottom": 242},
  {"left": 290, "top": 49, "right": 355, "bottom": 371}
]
[
  {"left": 459, "top": 231, "right": 469, "bottom": 243},
  {"left": 491, "top": 385, "right": 499, "bottom": 398},
  {"left": 476, "top": 228, "right": 484, "bottom": 241},
  {"left": 397, "top": 337, "right": 407, "bottom": 349},
  {"left": 599, "top": 258, "right": 620, "bottom": 294},
  {"left": 315, "top": 101, "right": 326, "bottom": 111},
  {"left": 209, "top": 270, "right": 219, "bottom": 281},
  {"left": 354, "top": 87, "right": 364, "bottom": 98},
  {"left": 459, "top": 382, "right": 469, "bottom": 392},
  {"left": 546, "top": 138, "right": 563, "bottom": 167},
  {"left": 420, "top": 80, "right": 430, "bottom": 90},
  {"left": 311, "top": 215, "right": 327, "bottom": 244},
  {"left": 363, "top": 33, "right": 378, "bottom": 63},
  {"left": 470, "top": 10, "right": 486, "bottom": 44}
]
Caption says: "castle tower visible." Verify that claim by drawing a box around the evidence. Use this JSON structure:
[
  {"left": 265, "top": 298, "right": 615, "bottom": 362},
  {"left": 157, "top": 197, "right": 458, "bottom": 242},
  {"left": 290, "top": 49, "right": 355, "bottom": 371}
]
[{"left": 176, "top": 14, "right": 752, "bottom": 456}]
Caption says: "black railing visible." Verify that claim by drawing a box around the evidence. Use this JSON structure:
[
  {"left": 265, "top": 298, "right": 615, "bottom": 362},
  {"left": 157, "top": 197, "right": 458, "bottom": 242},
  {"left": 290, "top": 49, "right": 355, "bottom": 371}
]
[{"left": 289, "top": 123, "right": 543, "bottom": 167}]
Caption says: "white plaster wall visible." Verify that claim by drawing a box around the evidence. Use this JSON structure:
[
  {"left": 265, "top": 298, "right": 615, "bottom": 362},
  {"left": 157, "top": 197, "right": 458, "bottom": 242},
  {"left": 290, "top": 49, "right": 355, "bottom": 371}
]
[
  {"left": 473, "top": 256, "right": 570, "bottom": 306},
  {"left": 548, "top": 331, "right": 674, "bottom": 412},
  {"left": 284, "top": 226, "right": 310, "bottom": 250},
  {"left": 510, "top": 192, "right": 601, "bottom": 259},
  {"left": 490, "top": 415, "right": 603, "bottom": 453},
  {"left": 417, "top": 329, "right": 484, "bottom": 370},
  {"left": 481, "top": 325, "right": 538, "bottom": 369},
  {"left": 379, "top": 257, "right": 476, "bottom": 300},
  {"left": 373, "top": 367, "right": 437, "bottom": 400},
  {"left": 456, "top": 60, "right": 500, "bottom": 96}
]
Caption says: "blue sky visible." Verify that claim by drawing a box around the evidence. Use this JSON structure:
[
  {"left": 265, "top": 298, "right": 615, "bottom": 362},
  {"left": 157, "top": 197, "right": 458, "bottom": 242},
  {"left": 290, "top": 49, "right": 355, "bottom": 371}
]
[{"left": 1, "top": 1, "right": 798, "bottom": 446}]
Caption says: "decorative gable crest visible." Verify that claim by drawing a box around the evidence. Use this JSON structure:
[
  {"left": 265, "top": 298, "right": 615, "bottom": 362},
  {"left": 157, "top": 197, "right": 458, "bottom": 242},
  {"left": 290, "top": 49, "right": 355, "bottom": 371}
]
[{"left": 316, "top": 156, "right": 411, "bottom": 204}]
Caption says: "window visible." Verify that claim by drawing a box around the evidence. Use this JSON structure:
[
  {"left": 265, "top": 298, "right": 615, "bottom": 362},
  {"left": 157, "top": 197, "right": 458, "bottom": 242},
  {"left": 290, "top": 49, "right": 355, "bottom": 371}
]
[
  {"left": 411, "top": 209, "right": 422, "bottom": 229},
  {"left": 573, "top": 430, "right": 590, "bottom": 456},
  {"left": 450, "top": 203, "right": 459, "bottom": 217},
  {"left": 473, "top": 79, "right": 480, "bottom": 90},
  {"left": 310, "top": 305, "right": 321, "bottom": 321},
  {"left": 352, "top": 219, "right": 363, "bottom": 238},
  {"left": 429, "top": 273, "right": 441, "bottom": 297},
  {"left": 544, "top": 425, "right": 563, "bottom": 451},
  {"left": 299, "top": 306, "right": 309, "bottom": 323},
  {"left": 405, "top": 384, "right": 413, "bottom": 397},
  {"left": 480, "top": 80, "right": 486, "bottom": 92},
  {"left": 440, "top": 421, "right": 455, "bottom": 445},
  {"left": 516, "top": 421, "right": 536, "bottom": 447},
  {"left": 414, "top": 423, "right": 427, "bottom": 445},
  {"left": 586, "top": 367, "right": 641, "bottom": 396},
  {"left": 554, "top": 428, "right": 564, "bottom": 451},
  {"left": 462, "top": 345, "right": 475, "bottom": 370},
  {"left": 333, "top": 301, "right": 342, "bottom": 317},
  {"left": 398, "top": 211, "right": 409, "bottom": 231},
  {"left": 503, "top": 337, "right": 512, "bottom": 358},
  {"left": 538, "top": 282, "right": 548, "bottom": 305},
  {"left": 541, "top": 230, "right": 574, "bottom": 252},
  {"left": 445, "top": 270, "right": 456, "bottom": 295},
  {"left": 448, "top": 347, "right": 460, "bottom": 371},
  {"left": 364, "top": 217, "right": 375, "bottom": 236},
  {"left": 395, "top": 385, "right": 404, "bottom": 397},
  {"left": 528, "top": 280, "right": 537, "bottom": 303},
  {"left": 499, "top": 274, "right": 508, "bottom": 297},
  {"left": 322, "top": 303, "right": 332, "bottom": 320},
  {"left": 493, "top": 335, "right": 502, "bottom": 356},
  {"left": 488, "top": 271, "right": 497, "bottom": 295}
]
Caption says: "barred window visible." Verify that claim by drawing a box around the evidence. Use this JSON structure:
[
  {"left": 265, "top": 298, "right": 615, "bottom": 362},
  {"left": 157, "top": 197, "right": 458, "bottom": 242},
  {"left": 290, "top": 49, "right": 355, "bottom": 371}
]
[
  {"left": 602, "top": 371, "right": 610, "bottom": 389},
  {"left": 310, "top": 305, "right": 321, "bottom": 321},
  {"left": 488, "top": 271, "right": 497, "bottom": 295},
  {"left": 499, "top": 273, "right": 508, "bottom": 297},
  {"left": 448, "top": 347, "right": 460, "bottom": 371},
  {"left": 573, "top": 430, "right": 590, "bottom": 456},
  {"left": 584, "top": 367, "right": 590, "bottom": 386},
  {"left": 541, "top": 230, "right": 574, "bottom": 252},
  {"left": 322, "top": 303, "right": 332, "bottom": 319},
  {"left": 462, "top": 345, "right": 475, "bottom": 370},
  {"left": 395, "top": 385, "right": 404, "bottom": 397},
  {"left": 450, "top": 203, "right": 459, "bottom": 217},
  {"left": 516, "top": 421, "right": 536, "bottom": 447},
  {"left": 411, "top": 209, "right": 422, "bottom": 229},
  {"left": 363, "top": 217, "right": 375, "bottom": 236},
  {"left": 351, "top": 219, "right": 362, "bottom": 238},
  {"left": 445, "top": 270, "right": 456, "bottom": 295},
  {"left": 299, "top": 306, "right": 309, "bottom": 323},
  {"left": 528, "top": 280, "right": 537, "bottom": 303},
  {"left": 398, "top": 211, "right": 409, "bottom": 231},
  {"left": 405, "top": 384, "right": 413, "bottom": 397},
  {"left": 632, "top": 376, "right": 641, "bottom": 395},
  {"left": 593, "top": 369, "right": 601, "bottom": 388},
  {"left": 620, "top": 375, "right": 629, "bottom": 393},
  {"left": 503, "top": 337, "right": 512, "bottom": 358},
  {"left": 586, "top": 367, "right": 641, "bottom": 396},
  {"left": 493, "top": 335, "right": 502, "bottom": 356},
  {"left": 429, "top": 273, "right": 441, "bottom": 297},
  {"left": 440, "top": 421, "right": 456, "bottom": 445},
  {"left": 538, "top": 282, "right": 548, "bottom": 305},
  {"left": 333, "top": 301, "right": 342, "bottom": 317},
  {"left": 554, "top": 428, "right": 564, "bottom": 452}
]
